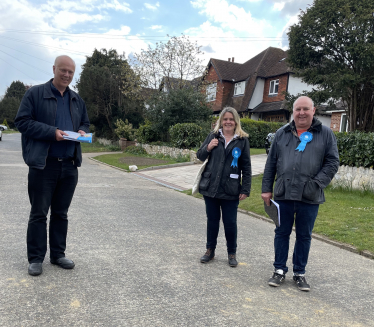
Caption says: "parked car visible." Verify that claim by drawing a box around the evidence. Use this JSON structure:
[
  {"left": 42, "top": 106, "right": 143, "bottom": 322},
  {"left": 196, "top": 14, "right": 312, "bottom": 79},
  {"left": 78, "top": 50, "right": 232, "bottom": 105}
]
[
  {"left": 265, "top": 132, "right": 275, "bottom": 155},
  {"left": 0, "top": 124, "right": 8, "bottom": 131},
  {"left": 0, "top": 129, "right": 2, "bottom": 141}
]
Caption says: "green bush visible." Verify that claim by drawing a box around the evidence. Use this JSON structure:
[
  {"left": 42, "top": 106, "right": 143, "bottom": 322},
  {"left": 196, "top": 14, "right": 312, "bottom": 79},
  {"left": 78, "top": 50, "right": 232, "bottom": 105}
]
[
  {"left": 124, "top": 145, "right": 147, "bottom": 155},
  {"left": 169, "top": 123, "right": 203, "bottom": 149},
  {"left": 136, "top": 121, "right": 160, "bottom": 144},
  {"left": 114, "top": 119, "right": 135, "bottom": 141},
  {"left": 240, "top": 119, "right": 284, "bottom": 148},
  {"left": 335, "top": 131, "right": 374, "bottom": 168}
]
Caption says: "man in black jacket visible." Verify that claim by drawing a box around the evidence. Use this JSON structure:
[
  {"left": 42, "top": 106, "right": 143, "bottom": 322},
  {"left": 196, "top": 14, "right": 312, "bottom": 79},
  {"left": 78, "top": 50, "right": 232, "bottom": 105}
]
[
  {"left": 261, "top": 96, "right": 339, "bottom": 291},
  {"left": 15, "top": 55, "right": 90, "bottom": 276}
]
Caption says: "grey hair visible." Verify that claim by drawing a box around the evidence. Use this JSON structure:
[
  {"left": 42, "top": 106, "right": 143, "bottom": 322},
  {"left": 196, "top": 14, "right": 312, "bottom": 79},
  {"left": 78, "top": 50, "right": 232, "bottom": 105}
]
[
  {"left": 54, "top": 55, "right": 76, "bottom": 67},
  {"left": 293, "top": 96, "right": 314, "bottom": 110}
]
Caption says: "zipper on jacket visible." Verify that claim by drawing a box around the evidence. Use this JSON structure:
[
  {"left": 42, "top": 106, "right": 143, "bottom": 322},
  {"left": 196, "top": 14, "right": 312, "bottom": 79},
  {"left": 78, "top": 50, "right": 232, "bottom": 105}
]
[{"left": 43, "top": 99, "right": 58, "bottom": 168}]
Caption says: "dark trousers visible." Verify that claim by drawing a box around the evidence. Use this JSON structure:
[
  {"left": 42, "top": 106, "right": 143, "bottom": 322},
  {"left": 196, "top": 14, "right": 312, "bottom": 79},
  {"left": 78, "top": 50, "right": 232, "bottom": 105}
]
[
  {"left": 273, "top": 200, "right": 319, "bottom": 275},
  {"left": 203, "top": 196, "right": 239, "bottom": 254},
  {"left": 27, "top": 158, "right": 78, "bottom": 263}
]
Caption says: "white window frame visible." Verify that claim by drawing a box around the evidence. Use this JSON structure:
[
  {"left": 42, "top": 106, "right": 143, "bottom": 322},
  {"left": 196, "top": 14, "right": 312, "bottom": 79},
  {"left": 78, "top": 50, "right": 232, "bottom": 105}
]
[
  {"left": 340, "top": 113, "right": 348, "bottom": 132},
  {"left": 234, "top": 81, "right": 246, "bottom": 96},
  {"left": 206, "top": 83, "right": 217, "bottom": 102},
  {"left": 269, "top": 79, "right": 279, "bottom": 95}
]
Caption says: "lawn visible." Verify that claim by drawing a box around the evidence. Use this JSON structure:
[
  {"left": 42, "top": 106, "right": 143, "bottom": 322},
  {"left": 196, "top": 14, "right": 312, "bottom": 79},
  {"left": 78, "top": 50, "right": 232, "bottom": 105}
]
[
  {"left": 185, "top": 175, "right": 374, "bottom": 254},
  {"left": 250, "top": 148, "right": 266, "bottom": 155},
  {"left": 81, "top": 141, "right": 121, "bottom": 153},
  {"left": 93, "top": 152, "right": 189, "bottom": 170}
]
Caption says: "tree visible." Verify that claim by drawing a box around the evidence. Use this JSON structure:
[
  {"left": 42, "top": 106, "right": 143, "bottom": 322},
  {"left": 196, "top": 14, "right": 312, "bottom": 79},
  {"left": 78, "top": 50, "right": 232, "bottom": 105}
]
[
  {"left": 76, "top": 49, "right": 144, "bottom": 138},
  {"left": 132, "top": 35, "right": 205, "bottom": 90},
  {"left": 144, "top": 87, "right": 212, "bottom": 140},
  {"left": 287, "top": 0, "right": 374, "bottom": 131},
  {"left": 0, "top": 80, "right": 28, "bottom": 128}
]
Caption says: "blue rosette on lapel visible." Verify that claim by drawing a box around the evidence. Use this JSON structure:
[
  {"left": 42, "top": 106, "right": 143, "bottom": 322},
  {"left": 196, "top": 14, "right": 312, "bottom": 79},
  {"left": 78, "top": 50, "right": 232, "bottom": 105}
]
[
  {"left": 231, "top": 147, "right": 241, "bottom": 167},
  {"left": 296, "top": 132, "right": 313, "bottom": 152}
]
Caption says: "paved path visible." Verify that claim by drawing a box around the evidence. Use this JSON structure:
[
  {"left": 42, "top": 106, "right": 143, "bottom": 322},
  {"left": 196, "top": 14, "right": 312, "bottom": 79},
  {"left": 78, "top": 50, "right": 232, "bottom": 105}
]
[
  {"left": 1, "top": 133, "right": 374, "bottom": 327},
  {"left": 133, "top": 154, "right": 268, "bottom": 191}
]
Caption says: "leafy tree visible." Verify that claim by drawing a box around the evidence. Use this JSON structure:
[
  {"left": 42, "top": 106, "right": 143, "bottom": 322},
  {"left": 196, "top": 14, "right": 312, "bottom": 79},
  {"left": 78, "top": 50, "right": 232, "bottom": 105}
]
[
  {"left": 144, "top": 87, "right": 212, "bottom": 140},
  {"left": 0, "top": 97, "right": 21, "bottom": 128},
  {"left": 76, "top": 49, "right": 144, "bottom": 138},
  {"left": 287, "top": 0, "right": 374, "bottom": 132},
  {"left": 4, "top": 80, "right": 27, "bottom": 100},
  {"left": 132, "top": 35, "right": 205, "bottom": 90}
]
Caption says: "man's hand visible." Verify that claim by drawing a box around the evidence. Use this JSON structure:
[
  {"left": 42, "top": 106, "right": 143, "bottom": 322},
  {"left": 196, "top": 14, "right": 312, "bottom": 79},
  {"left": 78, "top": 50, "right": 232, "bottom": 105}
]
[
  {"left": 55, "top": 129, "right": 68, "bottom": 141},
  {"left": 239, "top": 194, "right": 248, "bottom": 201},
  {"left": 261, "top": 192, "right": 273, "bottom": 206},
  {"left": 207, "top": 138, "right": 219, "bottom": 152},
  {"left": 77, "top": 130, "right": 86, "bottom": 136}
]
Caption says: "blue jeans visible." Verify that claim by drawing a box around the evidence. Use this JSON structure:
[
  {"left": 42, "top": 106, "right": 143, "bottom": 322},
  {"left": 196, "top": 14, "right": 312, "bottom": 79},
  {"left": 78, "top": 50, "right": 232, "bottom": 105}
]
[
  {"left": 203, "top": 196, "right": 239, "bottom": 254},
  {"left": 273, "top": 200, "right": 319, "bottom": 275}
]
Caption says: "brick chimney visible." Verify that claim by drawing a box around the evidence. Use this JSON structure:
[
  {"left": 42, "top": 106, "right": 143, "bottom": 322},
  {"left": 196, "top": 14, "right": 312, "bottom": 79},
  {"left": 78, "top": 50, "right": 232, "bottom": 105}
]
[
  {"left": 228, "top": 58, "right": 231, "bottom": 62},
  {"left": 232, "top": 57, "right": 235, "bottom": 63}
]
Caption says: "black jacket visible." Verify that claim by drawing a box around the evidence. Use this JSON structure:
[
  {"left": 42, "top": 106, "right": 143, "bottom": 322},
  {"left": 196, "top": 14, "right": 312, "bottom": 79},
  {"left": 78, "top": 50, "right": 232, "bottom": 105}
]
[
  {"left": 262, "top": 118, "right": 339, "bottom": 204},
  {"left": 196, "top": 132, "right": 252, "bottom": 200},
  {"left": 15, "top": 79, "right": 90, "bottom": 169}
]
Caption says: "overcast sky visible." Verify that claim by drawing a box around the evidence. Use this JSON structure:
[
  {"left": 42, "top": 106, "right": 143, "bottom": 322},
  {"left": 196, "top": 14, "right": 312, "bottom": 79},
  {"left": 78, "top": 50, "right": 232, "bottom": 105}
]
[{"left": 0, "top": 0, "right": 312, "bottom": 96}]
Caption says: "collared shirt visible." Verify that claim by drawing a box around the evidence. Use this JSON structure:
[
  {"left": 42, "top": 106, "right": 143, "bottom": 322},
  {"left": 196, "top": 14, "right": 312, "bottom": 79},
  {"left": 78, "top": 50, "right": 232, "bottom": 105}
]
[
  {"left": 48, "top": 81, "right": 75, "bottom": 158},
  {"left": 219, "top": 129, "right": 239, "bottom": 148}
]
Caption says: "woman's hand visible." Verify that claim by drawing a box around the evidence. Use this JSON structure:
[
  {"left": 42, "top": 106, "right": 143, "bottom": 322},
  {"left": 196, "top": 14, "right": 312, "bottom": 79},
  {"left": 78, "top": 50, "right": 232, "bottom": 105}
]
[
  {"left": 207, "top": 138, "right": 219, "bottom": 152},
  {"left": 239, "top": 194, "right": 248, "bottom": 201}
]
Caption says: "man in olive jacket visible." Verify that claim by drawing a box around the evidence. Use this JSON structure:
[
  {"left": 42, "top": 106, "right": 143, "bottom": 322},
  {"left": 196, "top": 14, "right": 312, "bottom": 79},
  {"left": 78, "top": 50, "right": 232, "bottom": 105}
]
[
  {"left": 15, "top": 55, "right": 90, "bottom": 276},
  {"left": 261, "top": 96, "right": 339, "bottom": 291}
]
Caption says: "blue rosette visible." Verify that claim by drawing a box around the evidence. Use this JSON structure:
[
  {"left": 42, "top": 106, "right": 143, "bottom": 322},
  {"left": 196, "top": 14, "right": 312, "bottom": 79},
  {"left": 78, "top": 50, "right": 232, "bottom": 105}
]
[
  {"left": 295, "top": 132, "right": 313, "bottom": 152},
  {"left": 231, "top": 147, "right": 241, "bottom": 167}
]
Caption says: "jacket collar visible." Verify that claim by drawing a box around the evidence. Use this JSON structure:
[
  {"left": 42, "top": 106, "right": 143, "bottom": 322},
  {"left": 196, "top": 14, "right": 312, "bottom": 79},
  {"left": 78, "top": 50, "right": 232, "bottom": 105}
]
[{"left": 43, "top": 78, "right": 75, "bottom": 99}]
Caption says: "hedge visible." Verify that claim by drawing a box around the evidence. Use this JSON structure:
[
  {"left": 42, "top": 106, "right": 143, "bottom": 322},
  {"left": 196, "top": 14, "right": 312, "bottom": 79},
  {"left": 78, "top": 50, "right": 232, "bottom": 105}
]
[
  {"left": 169, "top": 123, "right": 203, "bottom": 149},
  {"left": 240, "top": 118, "right": 284, "bottom": 148},
  {"left": 335, "top": 132, "right": 374, "bottom": 169}
]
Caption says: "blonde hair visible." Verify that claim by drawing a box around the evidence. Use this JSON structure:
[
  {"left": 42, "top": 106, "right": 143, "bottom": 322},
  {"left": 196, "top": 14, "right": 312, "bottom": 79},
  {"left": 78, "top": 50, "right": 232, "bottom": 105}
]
[{"left": 213, "top": 107, "right": 248, "bottom": 138}]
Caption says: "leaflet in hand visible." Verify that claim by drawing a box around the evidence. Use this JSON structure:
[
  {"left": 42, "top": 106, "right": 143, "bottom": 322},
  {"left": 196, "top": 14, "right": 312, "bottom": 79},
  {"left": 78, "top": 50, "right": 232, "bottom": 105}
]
[{"left": 63, "top": 131, "right": 92, "bottom": 143}]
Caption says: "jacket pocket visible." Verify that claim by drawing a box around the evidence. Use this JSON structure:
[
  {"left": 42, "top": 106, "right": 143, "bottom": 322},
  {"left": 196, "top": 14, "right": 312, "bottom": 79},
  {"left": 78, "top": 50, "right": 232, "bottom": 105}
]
[
  {"left": 302, "top": 179, "right": 320, "bottom": 201},
  {"left": 199, "top": 172, "right": 211, "bottom": 191},
  {"left": 224, "top": 177, "right": 241, "bottom": 196},
  {"left": 274, "top": 176, "right": 285, "bottom": 197}
]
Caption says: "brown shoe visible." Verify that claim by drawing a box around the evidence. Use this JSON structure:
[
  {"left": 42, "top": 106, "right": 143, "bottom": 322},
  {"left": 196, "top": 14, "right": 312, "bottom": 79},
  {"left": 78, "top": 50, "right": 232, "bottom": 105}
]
[{"left": 200, "top": 249, "right": 215, "bottom": 263}]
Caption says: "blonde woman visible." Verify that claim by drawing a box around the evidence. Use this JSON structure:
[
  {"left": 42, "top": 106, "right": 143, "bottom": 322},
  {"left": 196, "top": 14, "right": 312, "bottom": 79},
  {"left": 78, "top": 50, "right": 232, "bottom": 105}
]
[{"left": 196, "top": 107, "right": 252, "bottom": 267}]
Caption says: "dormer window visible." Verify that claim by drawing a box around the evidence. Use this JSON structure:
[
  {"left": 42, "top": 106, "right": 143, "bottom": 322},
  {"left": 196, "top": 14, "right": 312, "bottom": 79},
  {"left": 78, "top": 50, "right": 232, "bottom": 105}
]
[
  {"left": 206, "top": 82, "right": 217, "bottom": 102},
  {"left": 269, "top": 79, "right": 279, "bottom": 95},
  {"left": 234, "top": 81, "right": 245, "bottom": 96}
]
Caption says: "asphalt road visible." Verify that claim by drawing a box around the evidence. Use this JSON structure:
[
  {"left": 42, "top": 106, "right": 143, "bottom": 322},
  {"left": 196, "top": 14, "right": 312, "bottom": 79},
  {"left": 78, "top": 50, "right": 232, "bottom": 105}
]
[{"left": 1, "top": 133, "right": 374, "bottom": 327}]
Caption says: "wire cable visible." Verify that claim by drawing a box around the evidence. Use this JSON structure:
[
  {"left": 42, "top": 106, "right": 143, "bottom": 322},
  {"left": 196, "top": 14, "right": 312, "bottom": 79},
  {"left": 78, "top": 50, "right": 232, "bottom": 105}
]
[
  {"left": 0, "top": 56, "right": 39, "bottom": 83},
  {"left": 0, "top": 49, "right": 51, "bottom": 76},
  {"left": 0, "top": 44, "right": 53, "bottom": 64}
]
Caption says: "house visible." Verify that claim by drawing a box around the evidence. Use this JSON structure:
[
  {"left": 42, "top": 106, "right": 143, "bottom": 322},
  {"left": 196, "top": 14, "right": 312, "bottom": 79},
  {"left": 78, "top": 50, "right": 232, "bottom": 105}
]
[{"left": 203, "top": 47, "right": 334, "bottom": 127}]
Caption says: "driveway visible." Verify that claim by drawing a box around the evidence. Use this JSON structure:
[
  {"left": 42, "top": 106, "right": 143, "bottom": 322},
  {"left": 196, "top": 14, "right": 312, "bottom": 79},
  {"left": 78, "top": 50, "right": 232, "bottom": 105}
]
[{"left": 1, "top": 133, "right": 374, "bottom": 326}]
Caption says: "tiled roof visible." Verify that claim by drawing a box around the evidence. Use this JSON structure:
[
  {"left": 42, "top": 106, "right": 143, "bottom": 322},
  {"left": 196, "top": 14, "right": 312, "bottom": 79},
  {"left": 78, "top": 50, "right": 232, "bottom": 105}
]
[
  {"left": 251, "top": 101, "right": 287, "bottom": 113},
  {"left": 209, "top": 47, "right": 290, "bottom": 82}
]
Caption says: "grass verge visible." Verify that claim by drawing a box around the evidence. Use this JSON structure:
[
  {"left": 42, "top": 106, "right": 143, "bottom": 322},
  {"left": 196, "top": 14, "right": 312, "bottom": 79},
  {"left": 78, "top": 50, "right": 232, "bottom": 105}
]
[
  {"left": 2, "top": 130, "right": 19, "bottom": 134},
  {"left": 93, "top": 152, "right": 189, "bottom": 170},
  {"left": 81, "top": 141, "right": 121, "bottom": 153},
  {"left": 250, "top": 148, "right": 266, "bottom": 155},
  {"left": 184, "top": 175, "right": 374, "bottom": 254}
]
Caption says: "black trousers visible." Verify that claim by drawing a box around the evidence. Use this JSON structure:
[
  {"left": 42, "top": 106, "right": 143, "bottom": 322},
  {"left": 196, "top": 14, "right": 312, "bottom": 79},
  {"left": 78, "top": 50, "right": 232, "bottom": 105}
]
[
  {"left": 203, "top": 196, "right": 239, "bottom": 254},
  {"left": 27, "top": 158, "right": 78, "bottom": 263}
]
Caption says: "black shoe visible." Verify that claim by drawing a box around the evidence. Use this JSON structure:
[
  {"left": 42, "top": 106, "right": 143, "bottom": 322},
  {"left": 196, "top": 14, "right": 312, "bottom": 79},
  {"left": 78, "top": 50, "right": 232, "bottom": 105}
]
[
  {"left": 200, "top": 249, "right": 215, "bottom": 263},
  {"left": 50, "top": 257, "right": 75, "bottom": 269},
  {"left": 293, "top": 275, "right": 310, "bottom": 291},
  {"left": 28, "top": 263, "right": 43, "bottom": 276},
  {"left": 228, "top": 254, "right": 238, "bottom": 267},
  {"left": 268, "top": 270, "right": 285, "bottom": 287}
]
